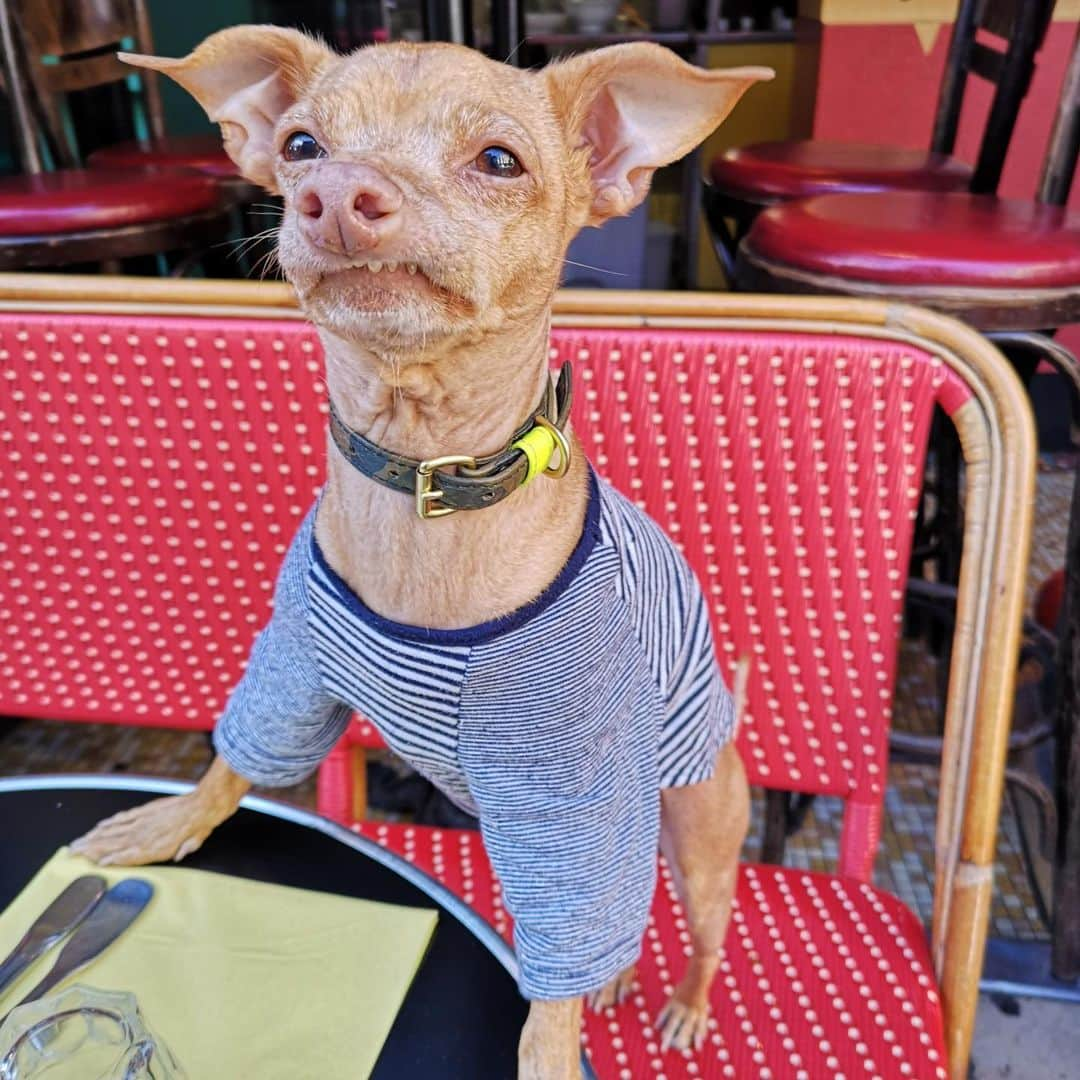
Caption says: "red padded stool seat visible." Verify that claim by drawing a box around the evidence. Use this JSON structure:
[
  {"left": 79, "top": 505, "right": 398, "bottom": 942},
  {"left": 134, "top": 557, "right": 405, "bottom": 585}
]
[
  {"left": 88, "top": 135, "right": 237, "bottom": 178},
  {"left": 0, "top": 169, "right": 220, "bottom": 236},
  {"left": 744, "top": 191, "right": 1080, "bottom": 287},
  {"left": 357, "top": 822, "right": 948, "bottom": 1080},
  {"left": 740, "top": 191, "right": 1080, "bottom": 329},
  {"left": 710, "top": 141, "right": 973, "bottom": 203}
]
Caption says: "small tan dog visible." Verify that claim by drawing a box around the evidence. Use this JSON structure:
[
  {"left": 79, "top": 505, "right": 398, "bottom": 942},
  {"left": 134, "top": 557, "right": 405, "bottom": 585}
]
[{"left": 72, "top": 28, "right": 770, "bottom": 1078}]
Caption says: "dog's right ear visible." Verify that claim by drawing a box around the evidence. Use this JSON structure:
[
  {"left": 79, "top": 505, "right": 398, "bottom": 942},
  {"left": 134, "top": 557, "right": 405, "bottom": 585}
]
[
  {"left": 547, "top": 44, "right": 771, "bottom": 226},
  {"left": 120, "top": 26, "right": 333, "bottom": 191}
]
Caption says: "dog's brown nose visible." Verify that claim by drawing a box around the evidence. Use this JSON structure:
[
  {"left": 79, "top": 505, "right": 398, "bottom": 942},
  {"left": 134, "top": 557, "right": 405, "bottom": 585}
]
[{"left": 296, "top": 162, "right": 404, "bottom": 255}]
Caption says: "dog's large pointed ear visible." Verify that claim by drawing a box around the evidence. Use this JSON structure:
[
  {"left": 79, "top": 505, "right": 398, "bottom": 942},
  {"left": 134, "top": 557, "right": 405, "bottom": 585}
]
[
  {"left": 547, "top": 44, "right": 772, "bottom": 225},
  {"left": 120, "top": 26, "right": 334, "bottom": 191}
]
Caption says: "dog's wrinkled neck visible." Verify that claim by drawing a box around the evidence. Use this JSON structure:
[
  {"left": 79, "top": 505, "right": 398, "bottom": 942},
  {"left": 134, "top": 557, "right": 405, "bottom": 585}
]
[
  {"left": 313, "top": 304, "right": 588, "bottom": 630},
  {"left": 318, "top": 313, "right": 552, "bottom": 464}
]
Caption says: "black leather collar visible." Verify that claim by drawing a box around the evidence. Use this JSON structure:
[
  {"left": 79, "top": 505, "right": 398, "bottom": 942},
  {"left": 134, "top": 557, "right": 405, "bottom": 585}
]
[{"left": 327, "top": 363, "right": 573, "bottom": 518}]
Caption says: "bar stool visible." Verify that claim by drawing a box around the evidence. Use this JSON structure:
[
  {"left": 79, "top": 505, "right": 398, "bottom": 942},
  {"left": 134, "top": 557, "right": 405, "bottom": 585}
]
[
  {"left": 704, "top": 0, "right": 1055, "bottom": 279},
  {"left": 12, "top": 0, "right": 255, "bottom": 195},
  {"left": 0, "top": 0, "right": 233, "bottom": 272},
  {"left": 736, "top": 24, "right": 1080, "bottom": 1000}
]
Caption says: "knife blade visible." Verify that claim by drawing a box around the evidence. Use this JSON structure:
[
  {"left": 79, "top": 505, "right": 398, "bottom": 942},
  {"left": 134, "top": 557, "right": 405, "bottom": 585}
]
[
  {"left": 0, "top": 876, "right": 107, "bottom": 999},
  {"left": 0, "top": 878, "right": 154, "bottom": 1025}
]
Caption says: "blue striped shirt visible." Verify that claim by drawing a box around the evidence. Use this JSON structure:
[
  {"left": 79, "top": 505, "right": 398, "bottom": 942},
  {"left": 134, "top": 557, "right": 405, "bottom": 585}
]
[{"left": 214, "top": 470, "right": 735, "bottom": 999}]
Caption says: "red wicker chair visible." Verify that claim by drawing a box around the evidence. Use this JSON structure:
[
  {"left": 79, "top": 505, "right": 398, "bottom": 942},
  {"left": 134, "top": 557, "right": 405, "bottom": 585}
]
[
  {"left": 0, "top": 1, "right": 235, "bottom": 273},
  {"left": 0, "top": 279, "right": 1033, "bottom": 1080}
]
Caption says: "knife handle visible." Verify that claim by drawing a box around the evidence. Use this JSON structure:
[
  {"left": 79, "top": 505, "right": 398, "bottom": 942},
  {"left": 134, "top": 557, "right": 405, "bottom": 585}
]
[
  {"left": 12, "top": 879, "right": 154, "bottom": 1011},
  {"left": 0, "top": 875, "right": 106, "bottom": 999}
]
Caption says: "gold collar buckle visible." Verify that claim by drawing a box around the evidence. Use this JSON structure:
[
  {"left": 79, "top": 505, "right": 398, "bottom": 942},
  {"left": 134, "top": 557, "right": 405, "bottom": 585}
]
[{"left": 415, "top": 455, "right": 478, "bottom": 519}]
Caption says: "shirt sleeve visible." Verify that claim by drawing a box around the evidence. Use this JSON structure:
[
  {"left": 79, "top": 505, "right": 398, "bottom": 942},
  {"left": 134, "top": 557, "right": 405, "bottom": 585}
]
[
  {"left": 610, "top": 485, "right": 736, "bottom": 788},
  {"left": 475, "top": 786, "right": 653, "bottom": 1001},
  {"left": 657, "top": 576, "right": 736, "bottom": 788},
  {"left": 213, "top": 510, "right": 351, "bottom": 787}
]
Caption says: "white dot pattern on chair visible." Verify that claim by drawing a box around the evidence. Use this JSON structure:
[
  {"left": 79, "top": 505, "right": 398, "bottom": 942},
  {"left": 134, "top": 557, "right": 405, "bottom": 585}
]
[
  {"left": 554, "top": 329, "right": 955, "bottom": 881},
  {"left": 0, "top": 316, "right": 328, "bottom": 729},
  {"left": 1, "top": 315, "right": 958, "bottom": 875}
]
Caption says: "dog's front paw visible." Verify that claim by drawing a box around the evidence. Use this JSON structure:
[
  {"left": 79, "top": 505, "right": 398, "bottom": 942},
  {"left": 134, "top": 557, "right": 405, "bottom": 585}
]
[
  {"left": 586, "top": 965, "right": 637, "bottom": 1012},
  {"left": 656, "top": 995, "right": 710, "bottom": 1053},
  {"left": 70, "top": 793, "right": 216, "bottom": 866}
]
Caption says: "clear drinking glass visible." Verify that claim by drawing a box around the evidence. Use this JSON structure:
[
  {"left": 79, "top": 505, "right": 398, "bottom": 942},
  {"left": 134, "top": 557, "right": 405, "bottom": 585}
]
[{"left": 0, "top": 985, "right": 185, "bottom": 1079}]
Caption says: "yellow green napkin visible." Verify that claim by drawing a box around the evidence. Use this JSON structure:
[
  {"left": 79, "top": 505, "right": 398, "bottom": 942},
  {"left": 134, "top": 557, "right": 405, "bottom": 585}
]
[{"left": 0, "top": 849, "right": 438, "bottom": 1079}]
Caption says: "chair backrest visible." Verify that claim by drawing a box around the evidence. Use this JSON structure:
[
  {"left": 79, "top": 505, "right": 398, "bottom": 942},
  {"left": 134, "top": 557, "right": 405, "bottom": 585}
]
[
  {"left": 0, "top": 313, "right": 325, "bottom": 729},
  {"left": 9, "top": 0, "right": 163, "bottom": 169},
  {"left": 1039, "top": 21, "right": 1080, "bottom": 205},
  {"left": 561, "top": 325, "right": 943, "bottom": 879},
  {"left": 932, "top": 0, "right": 1057, "bottom": 194},
  {"left": 0, "top": 280, "right": 1033, "bottom": 895}
]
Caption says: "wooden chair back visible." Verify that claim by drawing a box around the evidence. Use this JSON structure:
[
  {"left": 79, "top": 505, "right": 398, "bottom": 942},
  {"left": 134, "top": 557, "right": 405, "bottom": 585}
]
[
  {"left": 933, "top": 0, "right": 1057, "bottom": 194},
  {"left": 1039, "top": 21, "right": 1080, "bottom": 205},
  {"left": 9, "top": 0, "right": 163, "bottom": 168}
]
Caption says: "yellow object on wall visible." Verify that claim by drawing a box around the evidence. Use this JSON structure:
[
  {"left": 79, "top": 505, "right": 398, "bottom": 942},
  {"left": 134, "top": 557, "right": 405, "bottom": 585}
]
[
  {"left": 798, "top": 0, "right": 1078, "bottom": 24},
  {"left": 798, "top": 1, "right": 958, "bottom": 23}
]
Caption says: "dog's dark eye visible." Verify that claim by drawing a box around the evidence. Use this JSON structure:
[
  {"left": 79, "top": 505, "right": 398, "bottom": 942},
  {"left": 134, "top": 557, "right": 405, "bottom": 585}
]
[
  {"left": 283, "top": 131, "right": 326, "bottom": 162},
  {"left": 475, "top": 146, "right": 523, "bottom": 178}
]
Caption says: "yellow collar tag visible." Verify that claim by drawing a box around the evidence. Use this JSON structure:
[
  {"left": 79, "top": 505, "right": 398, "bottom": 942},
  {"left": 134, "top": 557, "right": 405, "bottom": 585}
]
[{"left": 512, "top": 425, "right": 558, "bottom": 486}]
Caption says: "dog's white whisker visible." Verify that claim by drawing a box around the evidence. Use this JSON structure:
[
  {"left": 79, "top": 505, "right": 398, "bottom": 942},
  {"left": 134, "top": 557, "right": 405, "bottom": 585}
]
[
  {"left": 562, "top": 258, "right": 628, "bottom": 278},
  {"left": 214, "top": 224, "right": 281, "bottom": 259},
  {"left": 503, "top": 37, "right": 527, "bottom": 65}
]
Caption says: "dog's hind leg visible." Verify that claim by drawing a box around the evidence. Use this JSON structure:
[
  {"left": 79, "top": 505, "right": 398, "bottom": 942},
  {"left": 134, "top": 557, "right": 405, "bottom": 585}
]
[{"left": 655, "top": 742, "right": 749, "bottom": 1052}]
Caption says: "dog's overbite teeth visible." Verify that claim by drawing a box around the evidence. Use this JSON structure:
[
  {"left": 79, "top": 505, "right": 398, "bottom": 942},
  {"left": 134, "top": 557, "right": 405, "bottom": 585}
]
[{"left": 354, "top": 260, "right": 419, "bottom": 276}]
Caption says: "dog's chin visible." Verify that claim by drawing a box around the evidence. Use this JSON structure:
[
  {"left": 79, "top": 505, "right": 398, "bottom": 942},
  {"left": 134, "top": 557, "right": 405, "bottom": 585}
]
[{"left": 292, "top": 265, "right": 476, "bottom": 347}]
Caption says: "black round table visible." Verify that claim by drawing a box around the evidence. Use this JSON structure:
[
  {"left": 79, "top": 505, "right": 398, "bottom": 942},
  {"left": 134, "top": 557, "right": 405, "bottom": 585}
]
[{"left": 0, "top": 776, "right": 590, "bottom": 1079}]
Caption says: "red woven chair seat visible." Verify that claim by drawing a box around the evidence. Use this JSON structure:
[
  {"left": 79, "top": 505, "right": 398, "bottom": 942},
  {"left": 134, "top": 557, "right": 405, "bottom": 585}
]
[
  {"left": 710, "top": 141, "right": 972, "bottom": 202},
  {"left": 743, "top": 190, "right": 1080, "bottom": 288},
  {"left": 0, "top": 169, "right": 220, "bottom": 236},
  {"left": 88, "top": 135, "right": 237, "bottom": 178},
  {"left": 357, "top": 822, "right": 947, "bottom": 1080}
]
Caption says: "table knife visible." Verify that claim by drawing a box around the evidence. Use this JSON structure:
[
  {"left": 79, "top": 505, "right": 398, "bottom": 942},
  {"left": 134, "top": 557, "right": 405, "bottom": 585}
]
[
  {"left": 0, "top": 876, "right": 106, "bottom": 998},
  {"left": 0, "top": 878, "right": 153, "bottom": 1025}
]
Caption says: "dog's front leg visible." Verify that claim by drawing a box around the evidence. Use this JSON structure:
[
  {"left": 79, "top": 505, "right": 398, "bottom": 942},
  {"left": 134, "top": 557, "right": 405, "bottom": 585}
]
[
  {"left": 71, "top": 755, "right": 250, "bottom": 866},
  {"left": 518, "top": 997, "right": 582, "bottom": 1079}
]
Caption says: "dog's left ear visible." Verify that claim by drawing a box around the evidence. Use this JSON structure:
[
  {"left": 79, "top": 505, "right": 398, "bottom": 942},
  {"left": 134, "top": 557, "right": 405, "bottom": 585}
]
[{"left": 547, "top": 43, "right": 772, "bottom": 225}]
